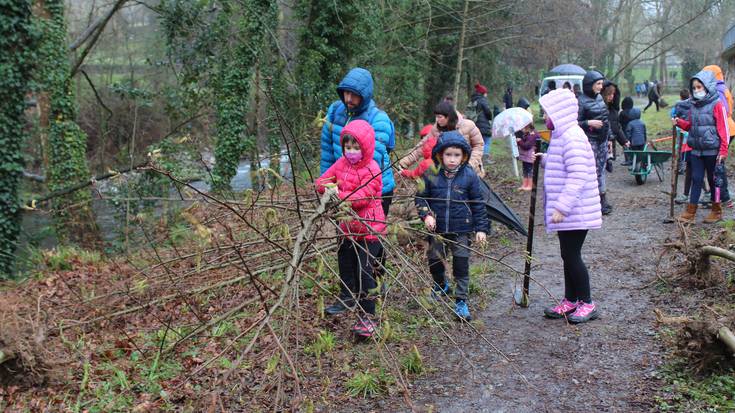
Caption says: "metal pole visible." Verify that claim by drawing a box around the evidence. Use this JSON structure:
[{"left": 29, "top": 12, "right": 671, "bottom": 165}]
[{"left": 520, "top": 138, "right": 542, "bottom": 307}]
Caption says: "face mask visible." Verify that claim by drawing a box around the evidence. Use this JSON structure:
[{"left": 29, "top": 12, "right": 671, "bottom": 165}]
[
  {"left": 693, "top": 90, "right": 706, "bottom": 100},
  {"left": 545, "top": 117, "right": 555, "bottom": 130},
  {"left": 344, "top": 151, "right": 362, "bottom": 164}
]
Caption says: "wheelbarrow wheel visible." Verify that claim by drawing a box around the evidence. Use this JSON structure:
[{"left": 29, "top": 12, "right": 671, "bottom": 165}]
[{"left": 634, "top": 162, "right": 647, "bottom": 185}]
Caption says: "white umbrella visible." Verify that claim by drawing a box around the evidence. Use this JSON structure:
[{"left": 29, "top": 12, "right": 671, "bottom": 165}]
[{"left": 492, "top": 108, "right": 534, "bottom": 177}]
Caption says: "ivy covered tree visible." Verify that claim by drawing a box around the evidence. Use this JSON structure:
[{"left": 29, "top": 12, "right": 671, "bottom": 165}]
[
  {"left": 0, "top": 0, "right": 36, "bottom": 276},
  {"left": 294, "top": 0, "right": 378, "bottom": 121},
  {"left": 36, "top": 0, "right": 99, "bottom": 245},
  {"left": 210, "top": 0, "right": 277, "bottom": 191}
]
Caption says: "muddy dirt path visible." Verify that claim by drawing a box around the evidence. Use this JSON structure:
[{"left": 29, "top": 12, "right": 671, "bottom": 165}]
[{"left": 387, "top": 162, "right": 675, "bottom": 412}]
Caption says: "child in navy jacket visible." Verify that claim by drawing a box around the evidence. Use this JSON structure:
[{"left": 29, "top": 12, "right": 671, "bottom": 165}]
[{"left": 415, "top": 131, "right": 489, "bottom": 321}]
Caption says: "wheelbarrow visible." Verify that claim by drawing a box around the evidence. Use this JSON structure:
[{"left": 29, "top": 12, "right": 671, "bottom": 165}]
[{"left": 623, "top": 144, "right": 672, "bottom": 185}]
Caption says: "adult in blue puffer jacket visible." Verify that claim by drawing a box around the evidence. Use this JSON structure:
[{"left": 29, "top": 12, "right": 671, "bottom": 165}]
[{"left": 320, "top": 67, "right": 396, "bottom": 215}]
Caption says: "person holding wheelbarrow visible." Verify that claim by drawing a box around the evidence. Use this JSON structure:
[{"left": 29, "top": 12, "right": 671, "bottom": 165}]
[{"left": 536, "top": 89, "right": 603, "bottom": 324}]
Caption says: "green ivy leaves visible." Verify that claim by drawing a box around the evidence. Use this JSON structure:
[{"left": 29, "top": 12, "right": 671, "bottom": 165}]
[{"left": 0, "top": 0, "right": 37, "bottom": 277}]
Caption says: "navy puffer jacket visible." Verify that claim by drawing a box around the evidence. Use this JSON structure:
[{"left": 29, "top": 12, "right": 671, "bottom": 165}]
[
  {"left": 624, "top": 108, "right": 647, "bottom": 147},
  {"left": 577, "top": 71, "right": 610, "bottom": 142},
  {"left": 619, "top": 96, "right": 635, "bottom": 132},
  {"left": 415, "top": 131, "right": 489, "bottom": 234}
]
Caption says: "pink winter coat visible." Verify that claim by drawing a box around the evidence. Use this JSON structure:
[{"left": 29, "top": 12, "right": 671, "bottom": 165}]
[
  {"left": 538, "top": 89, "right": 602, "bottom": 233},
  {"left": 316, "top": 120, "right": 386, "bottom": 241}
]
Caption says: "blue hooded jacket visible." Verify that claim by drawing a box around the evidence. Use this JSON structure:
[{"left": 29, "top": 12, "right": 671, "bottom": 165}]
[
  {"left": 624, "top": 108, "right": 647, "bottom": 147},
  {"left": 415, "top": 131, "right": 489, "bottom": 234},
  {"left": 320, "top": 68, "right": 396, "bottom": 194}
]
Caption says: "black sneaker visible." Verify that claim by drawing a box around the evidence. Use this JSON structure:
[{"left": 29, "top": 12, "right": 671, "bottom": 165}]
[
  {"left": 605, "top": 159, "right": 613, "bottom": 173},
  {"left": 325, "top": 298, "right": 355, "bottom": 315}
]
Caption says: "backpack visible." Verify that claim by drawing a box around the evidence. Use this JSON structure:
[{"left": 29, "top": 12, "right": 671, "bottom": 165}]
[{"left": 465, "top": 100, "right": 480, "bottom": 122}]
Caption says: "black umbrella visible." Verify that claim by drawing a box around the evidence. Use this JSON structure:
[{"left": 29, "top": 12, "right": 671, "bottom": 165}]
[
  {"left": 549, "top": 64, "right": 586, "bottom": 76},
  {"left": 479, "top": 180, "right": 527, "bottom": 237}
]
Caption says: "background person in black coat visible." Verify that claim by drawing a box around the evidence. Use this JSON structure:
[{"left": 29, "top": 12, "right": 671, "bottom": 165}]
[
  {"left": 503, "top": 86, "right": 514, "bottom": 109},
  {"left": 578, "top": 70, "right": 613, "bottom": 214},
  {"left": 602, "top": 80, "right": 630, "bottom": 172},
  {"left": 644, "top": 80, "right": 660, "bottom": 112},
  {"left": 470, "top": 83, "right": 494, "bottom": 163}
]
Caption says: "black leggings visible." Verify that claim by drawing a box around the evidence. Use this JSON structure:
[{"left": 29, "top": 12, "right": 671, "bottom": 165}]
[
  {"left": 337, "top": 239, "right": 380, "bottom": 315},
  {"left": 374, "top": 190, "right": 394, "bottom": 280},
  {"left": 558, "top": 230, "right": 591, "bottom": 304}
]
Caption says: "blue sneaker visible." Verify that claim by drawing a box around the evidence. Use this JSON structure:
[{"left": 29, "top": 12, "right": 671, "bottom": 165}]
[
  {"left": 454, "top": 300, "right": 471, "bottom": 321},
  {"left": 430, "top": 282, "right": 451, "bottom": 300}
]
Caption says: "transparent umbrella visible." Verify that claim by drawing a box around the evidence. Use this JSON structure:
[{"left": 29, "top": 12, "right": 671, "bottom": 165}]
[{"left": 491, "top": 107, "right": 534, "bottom": 139}]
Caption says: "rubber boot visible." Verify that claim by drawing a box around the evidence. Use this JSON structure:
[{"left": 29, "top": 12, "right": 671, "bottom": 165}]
[
  {"left": 703, "top": 202, "right": 722, "bottom": 224},
  {"left": 600, "top": 193, "right": 612, "bottom": 215},
  {"left": 521, "top": 177, "right": 532, "bottom": 191},
  {"left": 678, "top": 203, "right": 698, "bottom": 223}
]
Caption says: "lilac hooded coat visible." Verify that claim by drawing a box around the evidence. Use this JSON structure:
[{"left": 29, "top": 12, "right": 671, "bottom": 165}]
[{"left": 539, "top": 89, "right": 602, "bottom": 233}]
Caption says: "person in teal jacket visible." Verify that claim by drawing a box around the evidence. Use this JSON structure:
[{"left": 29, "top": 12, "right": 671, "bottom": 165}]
[{"left": 320, "top": 67, "right": 396, "bottom": 215}]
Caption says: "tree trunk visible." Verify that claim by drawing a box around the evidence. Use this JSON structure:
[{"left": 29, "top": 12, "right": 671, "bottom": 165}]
[
  {"left": 33, "top": 0, "right": 51, "bottom": 171},
  {"left": 621, "top": 0, "right": 635, "bottom": 94},
  {"left": 0, "top": 0, "right": 35, "bottom": 276},
  {"left": 37, "top": 0, "right": 101, "bottom": 247},
  {"left": 452, "top": 0, "right": 469, "bottom": 104}
]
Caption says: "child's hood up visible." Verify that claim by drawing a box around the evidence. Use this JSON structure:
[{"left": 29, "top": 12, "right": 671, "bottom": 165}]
[
  {"left": 539, "top": 89, "right": 579, "bottom": 137},
  {"left": 431, "top": 131, "right": 471, "bottom": 165},
  {"left": 628, "top": 107, "right": 642, "bottom": 120},
  {"left": 340, "top": 119, "right": 375, "bottom": 168},
  {"left": 690, "top": 69, "right": 719, "bottom": 104}
]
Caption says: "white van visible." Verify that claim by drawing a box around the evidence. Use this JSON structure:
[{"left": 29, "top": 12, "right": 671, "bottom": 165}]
[{"left": 540, "top": 75, "right": 584, "bottom": 95}]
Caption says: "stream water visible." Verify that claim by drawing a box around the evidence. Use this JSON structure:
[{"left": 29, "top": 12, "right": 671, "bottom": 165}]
[{"left": 19, "top": 151, "right": 293, "bottom": 249}]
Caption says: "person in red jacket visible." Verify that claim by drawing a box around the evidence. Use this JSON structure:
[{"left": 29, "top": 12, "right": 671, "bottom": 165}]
[
  {"left": 400, "top": 128, "right": 436, "bottom": 178},
  {"left": 674, "top": 70, "right": 730, "bottom": 223},
  {"left": 316, "top": 120, "right": 386, "bottom": 338}
]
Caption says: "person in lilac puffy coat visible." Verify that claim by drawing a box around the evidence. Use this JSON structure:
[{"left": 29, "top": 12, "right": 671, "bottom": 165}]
[{"left": 536, "top": 89, "right": 603, "bottom": 324}]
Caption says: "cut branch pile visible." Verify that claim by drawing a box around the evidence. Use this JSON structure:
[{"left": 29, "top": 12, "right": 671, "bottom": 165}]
[{"left": 0, "top": 167, "right": 533, "bottom": 411}]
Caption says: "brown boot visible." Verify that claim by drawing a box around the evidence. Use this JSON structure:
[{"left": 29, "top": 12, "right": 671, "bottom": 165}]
[
  {"left": 703, "top": 202, "right": 722, "bottom": 223},
  {"left": 678, "top": 203, "right": 698, "bottom": 223}
]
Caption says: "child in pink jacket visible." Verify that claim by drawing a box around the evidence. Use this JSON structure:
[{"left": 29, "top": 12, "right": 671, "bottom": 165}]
[
  {"left": 537, "top": 89, "right": 602, "bottom": 324},
  {"left": 515, "top": 125, "right": 540, "bottom": 191},
  {"left": 316, "top": 120, "right": 386, "bottom": 338}
]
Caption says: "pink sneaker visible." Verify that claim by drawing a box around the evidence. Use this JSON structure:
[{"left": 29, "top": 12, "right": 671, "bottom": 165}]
[
  {"left": 568, "top": 302, "right": 599, "bottom": 324},
  {"left": 543, "top": 298, "right": 578, "bottom": 319},
  {"left": 352, "top": 318, "right": 378, "bottom": 338}
]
